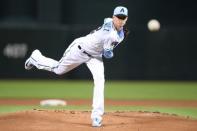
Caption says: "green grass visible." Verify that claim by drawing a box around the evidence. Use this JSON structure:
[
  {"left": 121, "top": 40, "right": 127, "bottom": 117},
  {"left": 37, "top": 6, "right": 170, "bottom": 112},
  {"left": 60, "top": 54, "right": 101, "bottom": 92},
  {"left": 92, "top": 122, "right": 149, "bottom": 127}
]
[
  {"left": 0, "top": 80, "right": 197, "bottom": 100},
  {"left": 0, "top": 80, "right": 93, "bottom": 99},
  {"left": 0, "top": 105, "right": 197, "bottom": 119},
  {"left": 106, "top": 81, "right": 197, "bottom": 100},
  {"left": 0, "top": 80, "right": 197, "bottom": 119}
]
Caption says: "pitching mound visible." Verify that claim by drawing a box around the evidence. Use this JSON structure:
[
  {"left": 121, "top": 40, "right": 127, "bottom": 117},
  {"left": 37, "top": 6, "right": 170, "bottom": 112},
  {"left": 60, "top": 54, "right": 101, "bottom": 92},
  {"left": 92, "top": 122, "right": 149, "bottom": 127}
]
[{"left": 0, "top": 110, "right": 197, "bottom": 131}]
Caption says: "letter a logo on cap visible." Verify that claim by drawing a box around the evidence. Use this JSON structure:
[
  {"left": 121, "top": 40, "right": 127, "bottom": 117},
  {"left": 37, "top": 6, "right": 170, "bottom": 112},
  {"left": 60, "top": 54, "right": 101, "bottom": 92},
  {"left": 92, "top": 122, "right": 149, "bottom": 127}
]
[
  {"left": 120, "top": 8, "right": 124, "bottom": 12},
  {"left": 113, "top": 6, "right": 128, "bottom": 16}
]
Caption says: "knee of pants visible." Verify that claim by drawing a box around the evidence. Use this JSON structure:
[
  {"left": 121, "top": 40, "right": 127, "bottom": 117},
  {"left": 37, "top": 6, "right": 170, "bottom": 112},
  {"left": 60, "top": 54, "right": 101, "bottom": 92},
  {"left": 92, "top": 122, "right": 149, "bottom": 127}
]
[
  {"left": 93, "top": 76, "right": 105, "bottom": 86},
  {"left": 53, "top": 67, "right": 66, "bottom": 75},
  {"left": 54, "top": 70, "right": 65, "bottom": 75}
]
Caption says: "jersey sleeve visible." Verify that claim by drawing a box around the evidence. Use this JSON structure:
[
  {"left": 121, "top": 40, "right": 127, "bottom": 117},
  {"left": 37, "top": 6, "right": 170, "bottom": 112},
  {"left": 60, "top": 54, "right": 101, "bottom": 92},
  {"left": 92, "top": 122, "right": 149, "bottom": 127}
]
[
  {"left": 102, "top": 18, "right": 115, "bottom": 50},
  {"left": 103, "top": 18, "right": 113, "bottom": 32},
  {"left": 102, "top": 18, "right": 124, "bottom": 50}
]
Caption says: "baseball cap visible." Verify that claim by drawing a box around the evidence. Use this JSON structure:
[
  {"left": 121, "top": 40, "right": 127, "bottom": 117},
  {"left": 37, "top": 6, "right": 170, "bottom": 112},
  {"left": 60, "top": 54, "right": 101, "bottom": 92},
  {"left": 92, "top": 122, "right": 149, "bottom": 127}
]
[{"left": 113, "top": 6, "right": 128, "bottom": 17}]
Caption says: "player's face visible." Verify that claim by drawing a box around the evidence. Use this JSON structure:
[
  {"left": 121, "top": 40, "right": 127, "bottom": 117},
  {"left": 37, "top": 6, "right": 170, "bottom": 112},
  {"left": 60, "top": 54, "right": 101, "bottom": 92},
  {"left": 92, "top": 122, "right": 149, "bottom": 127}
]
[{"left": 113, "top": 15, "right": 128, "bottom": 31}]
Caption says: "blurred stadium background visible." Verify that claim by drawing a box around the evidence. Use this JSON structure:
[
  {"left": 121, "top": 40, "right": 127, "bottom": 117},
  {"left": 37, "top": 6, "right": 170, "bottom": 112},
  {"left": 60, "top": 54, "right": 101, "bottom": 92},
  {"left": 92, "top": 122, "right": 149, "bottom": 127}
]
[{"left": 0, "top": 0, "right": 197, "bottom": 80}]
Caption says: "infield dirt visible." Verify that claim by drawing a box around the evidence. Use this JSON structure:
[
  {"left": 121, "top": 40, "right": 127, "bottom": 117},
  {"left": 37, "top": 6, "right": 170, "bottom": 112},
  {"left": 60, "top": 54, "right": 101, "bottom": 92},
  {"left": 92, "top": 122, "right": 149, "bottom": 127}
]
[
  {"left": 0, "top": 109, "right": 197, "bottom": 131},
  {"left": 0, "top": 99, "right": 197, "bottom": 131}
]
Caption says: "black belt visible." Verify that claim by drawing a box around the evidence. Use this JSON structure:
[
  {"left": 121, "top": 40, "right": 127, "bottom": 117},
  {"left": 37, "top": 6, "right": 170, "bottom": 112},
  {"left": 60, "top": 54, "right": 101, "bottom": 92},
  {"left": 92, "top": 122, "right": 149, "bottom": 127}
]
[{"left": 78, "top": 45, "right": 92, "bottom": 57}]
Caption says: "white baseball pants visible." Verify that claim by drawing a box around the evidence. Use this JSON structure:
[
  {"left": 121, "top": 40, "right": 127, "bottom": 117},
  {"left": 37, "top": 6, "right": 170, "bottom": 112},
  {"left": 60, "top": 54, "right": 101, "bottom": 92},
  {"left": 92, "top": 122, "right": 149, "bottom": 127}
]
[{"left": 30, "top": 41, "right": 105, "bottom": 119}]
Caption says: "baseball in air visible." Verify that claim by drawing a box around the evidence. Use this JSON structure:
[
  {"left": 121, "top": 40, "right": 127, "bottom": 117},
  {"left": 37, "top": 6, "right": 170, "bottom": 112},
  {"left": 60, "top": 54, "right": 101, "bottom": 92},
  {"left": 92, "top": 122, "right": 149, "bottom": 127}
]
[{"left": 147, "top": 19, "right": 160, "bottom": 31}]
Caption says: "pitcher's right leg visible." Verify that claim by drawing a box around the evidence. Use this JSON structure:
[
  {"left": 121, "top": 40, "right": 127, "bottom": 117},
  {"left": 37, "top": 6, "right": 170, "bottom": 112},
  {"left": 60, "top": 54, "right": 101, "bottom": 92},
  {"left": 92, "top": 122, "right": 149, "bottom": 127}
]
[
  {"left": 25, "top": 49, "right": 59, "bottom": 72},
  {"left": 25, "top": 47, "right": 88, "bottom": 75}
]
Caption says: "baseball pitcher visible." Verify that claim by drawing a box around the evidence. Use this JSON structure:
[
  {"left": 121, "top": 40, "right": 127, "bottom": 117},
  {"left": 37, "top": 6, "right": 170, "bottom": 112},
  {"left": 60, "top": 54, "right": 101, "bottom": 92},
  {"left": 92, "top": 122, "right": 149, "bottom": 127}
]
[{"left": 25, "top": 6, "right": 129, "bottom": 127}]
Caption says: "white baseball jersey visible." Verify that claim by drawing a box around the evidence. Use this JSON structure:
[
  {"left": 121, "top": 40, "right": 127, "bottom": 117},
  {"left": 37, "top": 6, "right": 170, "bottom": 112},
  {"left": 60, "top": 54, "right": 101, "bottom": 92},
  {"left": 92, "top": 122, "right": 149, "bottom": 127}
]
[
  {"left": 74, "top": 18, "right": 125, "bottom": 57},
  {"left": 25, "top": 17, "right": 126, "bottom": 122}
]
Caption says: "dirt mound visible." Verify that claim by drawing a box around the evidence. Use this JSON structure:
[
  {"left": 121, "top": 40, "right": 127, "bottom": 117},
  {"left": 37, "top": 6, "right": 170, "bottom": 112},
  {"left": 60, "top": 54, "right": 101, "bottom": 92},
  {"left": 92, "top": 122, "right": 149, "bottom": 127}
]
[{"left": 0, "top": 110, "right": 197, "bottom": 131}]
